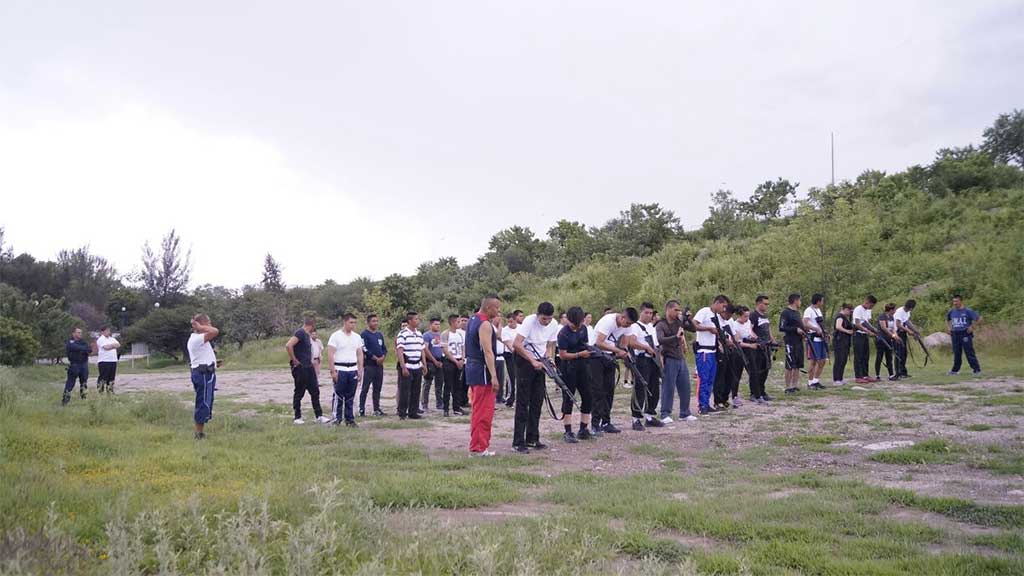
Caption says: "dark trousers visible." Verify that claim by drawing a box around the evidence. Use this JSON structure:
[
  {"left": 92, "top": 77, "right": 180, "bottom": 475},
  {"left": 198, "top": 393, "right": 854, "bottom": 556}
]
[
  {"left": 503, "top": 352, "right": 517, "bottom": 403},
  {"left": 561, "top": 360, "right": 592, "bottom": 415},
  {"left": 97, "top": 362, "right": 117, "bottom": 393},
  {"left": 588, "top": 357, "right": 616, "bottom": 426},
  {"left": 833, "top": 338, "right": 851, "bottom": 382},
  {"left": 743, "top": 349, "right": 760, "bottom": 397},
  {"left": 894, "top": 336, "right": 908, "bottom": 377},
  {"left": 442, "top": 359, "right": 462, "bottom": 411},
  {"left": 397, "top": 368, "right": 422, "bottom": 418},
  {"left": 458, "top": 364, "right": 468, "bottom": 408},
  {"left": 360, "top": 363, "right": 384, "bottom": 412},
  {"left": 713, "top": 352, "right": 737, "bottom": 405},
  {"left": 513, "top": 356, "right": 545, "bottom": 447},
  {"left": 494, "top": 360, "right": 506, "bottom": 401},
  {"left": 853, "top": 333, "right": 870, "bottom": 379},
  {"left": 728, "top": 351, "right": 744, "bottom": 398},
  {"left": 421, "top": 362, "right": 443, "bottom": 408},
  {"left": 332, "top": 370, "right": 358, "bottom": 422},
  {"left": 951, "top": 332, "right": 981, "bottom": 372},
  {"left": 875, "top": 338, "right": 893, "bottom": 378},
  {"left": 631, "top": 356, "right": 660, "bottom": 418},
  {"left": 292, "top": 365, "right": 322, "bottom": 420},
  {"left": 64, "top": 362, "right": 88, "bottom": 395}
]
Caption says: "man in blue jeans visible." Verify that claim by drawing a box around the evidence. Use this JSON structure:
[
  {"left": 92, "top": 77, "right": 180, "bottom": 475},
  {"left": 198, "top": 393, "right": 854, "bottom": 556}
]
[
  {"left": 692, "top": 295, "right": 730, "bottom": 414},
  {"left": 187, "top": 314, "right": 219, "bottom": 440},
  {"left": 328, "top": 313, "right": 366, "bottom": 427},
  {"left": 947, "top": 295, "right": 982, "bottom": 375},
  {"left": 655, "top": 300, "right": 697, "bottom": 423}
]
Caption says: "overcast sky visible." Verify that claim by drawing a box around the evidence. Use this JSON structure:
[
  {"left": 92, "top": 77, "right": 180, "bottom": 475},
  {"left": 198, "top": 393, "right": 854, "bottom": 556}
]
[{"left": 2, "top": 1, "right": 1021, "bottom": 289}]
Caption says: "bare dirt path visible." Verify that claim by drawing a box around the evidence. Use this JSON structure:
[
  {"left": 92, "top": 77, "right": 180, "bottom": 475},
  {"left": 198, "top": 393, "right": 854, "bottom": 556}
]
[{"left": 116, "top": 367, "right": 1024, "bottom": 504}]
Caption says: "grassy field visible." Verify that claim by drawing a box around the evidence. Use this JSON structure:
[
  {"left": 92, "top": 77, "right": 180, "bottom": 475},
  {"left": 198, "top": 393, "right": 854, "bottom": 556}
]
[{"left": 1, "top": 349, "right": 1023, "bottom": 575}]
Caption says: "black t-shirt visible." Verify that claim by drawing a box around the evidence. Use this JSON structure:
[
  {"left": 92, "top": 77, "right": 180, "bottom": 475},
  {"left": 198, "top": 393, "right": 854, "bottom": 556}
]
[
  {"left": 557, "top": 325, "right": 589, "bottom": 354},
  {"left": 750, "top": 310, "right": 771, "bottom": 342},
  {"left": 833, "top": 314, "right": 852, "bottom": 343},
  {"left": 293, "top": 329, "right": 312, "bottom": 366},
  {"left": 779, "top": 308, "right": 803, "bottom": 344}
]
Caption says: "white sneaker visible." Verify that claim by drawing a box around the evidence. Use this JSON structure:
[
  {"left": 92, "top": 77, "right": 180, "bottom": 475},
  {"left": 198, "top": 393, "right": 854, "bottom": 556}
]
[
  {"left": 316, "top": 415, "right": 331, "bottom": 424},
  {"left": 293, "top": 418, "right": 305, "bottom": 425},
  {"left": 834, "top": 380, "right": 846, "bottom": 386},
  {"left": 482, "top": 450, "right": 496, "bottom": 457},
  {"left": 732, "top": 397, "right": 743, "bottom": 407},
  {"left": 661, "top": 416, "right": 674, "bottom": 424},
  {"left": 682, "top": 415, "right": 698, "bottom": 422}
]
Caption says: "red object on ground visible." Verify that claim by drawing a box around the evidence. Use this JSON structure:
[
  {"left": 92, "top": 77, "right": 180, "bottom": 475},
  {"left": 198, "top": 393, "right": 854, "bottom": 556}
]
[{"left": 469, "top": 385, "right": 496, "bottom": 453}]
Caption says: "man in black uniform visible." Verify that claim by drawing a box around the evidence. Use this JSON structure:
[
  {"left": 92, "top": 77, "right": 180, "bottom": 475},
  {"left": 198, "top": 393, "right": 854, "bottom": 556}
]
[
  {"left": 779, "top": 294, "right": 806, "bottom": 394},
  {"left": 748, "top": 295, "right": 775, "bottom": 402},
  {"left": 62, "top": 327, "right": 93, "bottom": 405}
]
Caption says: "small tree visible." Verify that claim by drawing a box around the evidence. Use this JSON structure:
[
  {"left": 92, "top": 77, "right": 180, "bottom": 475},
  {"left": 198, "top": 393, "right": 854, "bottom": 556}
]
[
  {"left": 140, "top": 229, "right": 192, "bottom": 306},
  {"left": 261, "top": 253, "right": 285, "bottom": 292},
  {"left": 742, "top": 178, "right": 799, "bottom": 221},
  {"left": 124, "top": 307, "right": 194, "bottom": 361},
  {"left": 982, "top": 109, "right": 1024, "bottom": 167},
  {"left": 0, "top": 317, "right": 40, "bottom": 366}
]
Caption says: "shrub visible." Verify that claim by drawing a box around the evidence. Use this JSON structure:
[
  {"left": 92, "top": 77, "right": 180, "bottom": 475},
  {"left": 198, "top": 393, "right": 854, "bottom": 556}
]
[{"left": 0, "top": 317, "right": 39, "bottom": 366}]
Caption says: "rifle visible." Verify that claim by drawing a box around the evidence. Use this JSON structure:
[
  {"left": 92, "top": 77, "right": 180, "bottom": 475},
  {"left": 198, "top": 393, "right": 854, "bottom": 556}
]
[
  {"left": 902, "top": 320, "right": 931, "bottom": 367},
  {"left": 860, "top": 320, "right": 893, "bottom": 352},
  {"left": 523, "top": 341, "right": 580, "bottom": 420}
]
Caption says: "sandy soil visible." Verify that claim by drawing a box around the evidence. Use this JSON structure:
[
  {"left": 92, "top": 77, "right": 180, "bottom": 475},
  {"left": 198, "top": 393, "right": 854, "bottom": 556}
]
[{"left": 115, "top": 366, "right": 1024, "bottom": 505}]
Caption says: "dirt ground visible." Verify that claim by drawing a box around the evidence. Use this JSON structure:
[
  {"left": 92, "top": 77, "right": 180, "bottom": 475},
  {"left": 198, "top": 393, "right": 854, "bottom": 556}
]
[{"left": 116, "top": 366, "right": 1024, "bottom": 505}]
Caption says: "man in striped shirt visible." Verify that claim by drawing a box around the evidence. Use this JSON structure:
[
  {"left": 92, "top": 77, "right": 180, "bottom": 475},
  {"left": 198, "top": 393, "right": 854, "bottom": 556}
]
[{"left": 396, "top": 311, "right": 426, "bottom": 420}]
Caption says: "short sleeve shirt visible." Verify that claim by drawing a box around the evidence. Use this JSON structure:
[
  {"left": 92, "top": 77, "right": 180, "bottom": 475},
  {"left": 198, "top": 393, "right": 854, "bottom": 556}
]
[
  {"left": 516, "top": 314, "right": 559, "bottom": 356},
  {"left": 693, "top": 307, "right": 718, "bottom": 348},
  {"left": 188, "top": 333, "right": 217, "bottom": 368},
  {"left": 445, "top": 330, "right": 465, "bottom": 359},
  {"left": 292, "top": 329, "right": 312, "bottom": 366},
  {"left": 96, "top": 335, "right": 119, "bottom": 363},
  {"left": 396, "top": 328, "right": 425, "bottom": 369},
  {"left": 893, "top": 307, "right": 911, "bottom": 330},
  {"left": 803, "top": 306, "right": 823, "bottom": 332},
  {"left": 327, "top": 330, "right": 363, "bottom": 368},
  {"left": 947, "top": 308, "right": 979, "bottom": 332},
  {"left": 595, "top": 313, "right": 632, "bottom": 346},
  {"left": 557, "top": 325, "right": 589, "bottom": 354},
  {"left": 733, "top": 320, "right": 754, "bottom": 342},
  {"left": 853, "top": 305, "right": 873, "bottom": 333}
]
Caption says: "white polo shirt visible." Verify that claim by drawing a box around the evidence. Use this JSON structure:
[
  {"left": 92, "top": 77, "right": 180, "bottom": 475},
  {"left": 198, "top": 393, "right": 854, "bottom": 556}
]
[
  {"left": 187, "top": 333, "right": 217, "bottom": 368},
  {"left": 853, "top": 305, "right": 873, "bottom": 334},
  {"left": 595, "top": 313, "right": 632, "bottom": 347},
  {"left": 894, "top": 307, "right": 911, "bottom": 330}
]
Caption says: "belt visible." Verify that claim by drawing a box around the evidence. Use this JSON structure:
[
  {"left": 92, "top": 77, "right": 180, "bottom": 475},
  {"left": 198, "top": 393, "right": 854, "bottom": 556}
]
[
  {"left": 696, "top": 345, "right": 717, "bottom": 352},
  {"left": 334, "top": 362, "right": 356, "bottom": 367}
]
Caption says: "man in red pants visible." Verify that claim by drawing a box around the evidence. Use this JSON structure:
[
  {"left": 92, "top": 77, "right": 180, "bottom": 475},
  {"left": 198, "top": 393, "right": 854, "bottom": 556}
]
[{"left": 466, "top": 295, "right": 502, "bottom": 457}]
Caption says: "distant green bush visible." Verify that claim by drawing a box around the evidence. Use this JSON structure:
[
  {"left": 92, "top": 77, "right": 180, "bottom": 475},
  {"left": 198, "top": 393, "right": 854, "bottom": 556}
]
[{"left": 0, "top": 316, "right": 39, "bottom": 366}]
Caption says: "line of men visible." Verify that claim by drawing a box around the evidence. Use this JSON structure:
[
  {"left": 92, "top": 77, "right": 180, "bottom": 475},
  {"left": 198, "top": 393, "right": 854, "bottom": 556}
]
[{"left": 68, "top": 293, "right": 977, "bottom": 443}]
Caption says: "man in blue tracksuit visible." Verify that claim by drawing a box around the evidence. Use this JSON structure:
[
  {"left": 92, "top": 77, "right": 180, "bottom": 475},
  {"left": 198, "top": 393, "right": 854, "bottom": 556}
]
[
  {"left": 692, "top": 295, "right": 730, "bottom": 415},
  {"left": 63, "top": 327, "right": 93, "bottom": 405},
  {"left": 947, "top": 294, "right": 982, "bottom": 375}
]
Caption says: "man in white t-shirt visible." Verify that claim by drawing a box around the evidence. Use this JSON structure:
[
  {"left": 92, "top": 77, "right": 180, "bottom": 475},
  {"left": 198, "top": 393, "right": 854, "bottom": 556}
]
[
  {"left": 187, "top": 314, "right": 219, "bottom": 440},
  {"left": 441, "top": 314, "right": 467, "bottom": 416},
  {"left": 893, "top": 299, "right": 917, "bottom": 379},
  {"left": 500, "top": 309, "right": 523, "bottom": 406},
  {"left": 511, "top": 302, "right": 560, "bottom": 453},
  {"left": 593, "top": 307, "right": 639, "bottom": 433},
  {"left": 327, "top": 313, "right": 365, "bottom": 427},
  {"left": 629, "top": 303, "right": 664, "bottom": 430},
  {"left": 802, "top": 294, "right": 828, "bottom": 390},
  {"left": 852, "top": 296, "right": 878, "bottom": 383},
  {"left": 95, "top": 325, "right": 120, "bottom": 394},
  {"left": 692, "top": 295, "right": 730, "bottom": 414}
]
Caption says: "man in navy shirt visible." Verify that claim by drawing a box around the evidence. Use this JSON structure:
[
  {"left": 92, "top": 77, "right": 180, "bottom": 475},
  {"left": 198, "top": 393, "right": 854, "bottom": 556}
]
[
  {"left": 62, "top": 327, "right": 93, "bottom": 405},
  {"left": 421, "top": 317, "right": 445, "bottom": 413},
  {"left": 360, "top": 314, "right": 388, "bottom": 416},
  {"left": 946, "top": 295, "right": 982, "bottom": 375},
  {"left": 285, "top": 317, "right": 327, "bottom": 424}
]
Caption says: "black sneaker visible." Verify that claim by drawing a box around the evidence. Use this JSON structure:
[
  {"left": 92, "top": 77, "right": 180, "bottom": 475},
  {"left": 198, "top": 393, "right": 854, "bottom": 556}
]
[
  {"left": 563, "top": 431, "right": 578, "bottom": 443},
  {"left": 578, "top": 428, "right": 593, "bottom": 440},
  {"left": 417, "top": 408, "right": 425, "bottom": 415},
  {"left": 80, "top": 391, "right": 87, "bottom": 400},
  {"left": 972, "top": 370, "right": 983, "bottom": 375},
  {"left": 809, "top": 382, "right": 826, "bottom": 390},
  {"left": 435, "top": 403, "right": 443, "bottom": 410},
  {"left": 526, "top": 441, "right": 547, "bottom": 450},
  {"left": 631, "top": 420, "right": 645, "bottom": 431},
  {"left": 345, "top": 420, "right": 358, "bottom": 428},
  {"left": 194, "top": 432, "right": 206, "bottom": 440},
  {"left": 399, "top": 416, "right": 407, "bottom": 420},
  {"left": 645, "top": 417, "right": 665, "bottom": 428},
  {"left": 453, "top": 409, "right": 465, "bottom": 416},
  {"left": 784, "top": 387, "right": 799, "bottom": 394},
  {"left": 408, "top": 414, "right": 422, "bottom": 420},
  {"left": 61, "top": 393, "right": 70, "bottom": 406},
  {"left": 513, "top": 445, "right": 530, "bottom": 454},
  {"left": 902, "top": 374, "right": 912, "bottom": 379},
  {"left": 602, "top": 423, "right": 622, "bottom": 434},
  {"left": 359, "top": 410, "right": 366, "bottom": 417},
  {"left": 505, "top": 399, "right": 515, "bottom": 407},
  {"left": 762, "top": 394, "right": 774, "bottom": 402},
  {"left": 888, "top": 375, "right": 899, "bottom": 382},
  {"left": 443, "top": 410, "right": 450, "bottom": 417},
  {"left": 373, "top": 409, "right": 385, "bottom": 417},
  {"left": 698, "top": 406, "right": 713, "bottom": 415},
  {"left": 590, "top": 426, "right": 604, "bottom": 438}
]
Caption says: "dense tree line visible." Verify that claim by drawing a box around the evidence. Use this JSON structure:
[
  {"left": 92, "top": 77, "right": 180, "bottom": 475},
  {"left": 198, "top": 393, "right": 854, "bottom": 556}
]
[{"left": 0, "top": 111, "right": 1021, "bottom": 365}]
